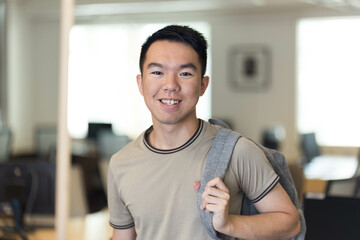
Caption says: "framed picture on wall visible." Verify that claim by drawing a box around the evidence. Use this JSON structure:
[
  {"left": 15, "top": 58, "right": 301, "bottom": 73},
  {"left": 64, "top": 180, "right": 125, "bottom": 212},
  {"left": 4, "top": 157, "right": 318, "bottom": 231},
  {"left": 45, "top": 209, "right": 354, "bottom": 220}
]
[{"left": 229, "top": 45, "right": 271, "bottom": 91}]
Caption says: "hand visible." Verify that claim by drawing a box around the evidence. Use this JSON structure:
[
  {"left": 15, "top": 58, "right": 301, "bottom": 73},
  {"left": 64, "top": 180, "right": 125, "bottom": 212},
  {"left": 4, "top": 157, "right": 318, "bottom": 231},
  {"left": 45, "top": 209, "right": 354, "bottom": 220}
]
[{"left": 199, "top": 177, "right": 231, "bottom": 232}]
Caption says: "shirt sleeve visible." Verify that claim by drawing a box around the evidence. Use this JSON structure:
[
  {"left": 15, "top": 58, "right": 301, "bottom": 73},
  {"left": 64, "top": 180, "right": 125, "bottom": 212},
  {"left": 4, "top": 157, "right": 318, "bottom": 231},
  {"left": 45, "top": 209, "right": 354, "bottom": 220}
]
[
  {"left": 107, "top": 162, "right": 134, "bottom": 229},
  {"left": 231, "top": 137, "right": 279, "bottom": 203}
]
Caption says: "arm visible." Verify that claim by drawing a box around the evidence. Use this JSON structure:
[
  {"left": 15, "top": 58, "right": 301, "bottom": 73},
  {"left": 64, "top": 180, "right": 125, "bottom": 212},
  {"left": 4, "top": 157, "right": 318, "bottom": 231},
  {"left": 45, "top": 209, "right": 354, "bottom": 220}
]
[
  {"left": 113, "top": 227, "right": 136, "bottom": 240},
  {"left": 200, "top": 177, "right": 300, "bottom": 240}
]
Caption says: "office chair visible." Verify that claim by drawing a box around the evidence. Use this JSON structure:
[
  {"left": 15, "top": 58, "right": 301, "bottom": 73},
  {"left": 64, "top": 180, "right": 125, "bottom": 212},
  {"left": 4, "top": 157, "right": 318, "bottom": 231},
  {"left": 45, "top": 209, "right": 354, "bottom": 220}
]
[
  {"left": 300, "top": 132, "right": 320, "bottom": 164},
  {"left": 261, "top": 124, "right": 286, "bottom": 151},
  {"left": 0, "top": 127, "right": 12, "bottom": 162},
  {"left": 35, "top": 126, "right": 57, "bottom": 162},
  {"left": 325, "top": 148, "right": 360, "bottom": 198}
]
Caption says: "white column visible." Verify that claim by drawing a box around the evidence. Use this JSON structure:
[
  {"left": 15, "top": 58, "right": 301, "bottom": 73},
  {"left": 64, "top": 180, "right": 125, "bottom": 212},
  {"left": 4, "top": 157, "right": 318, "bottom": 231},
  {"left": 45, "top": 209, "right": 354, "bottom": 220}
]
[{"left": 56, "top": 0, "right": 73, "bottom": 239}]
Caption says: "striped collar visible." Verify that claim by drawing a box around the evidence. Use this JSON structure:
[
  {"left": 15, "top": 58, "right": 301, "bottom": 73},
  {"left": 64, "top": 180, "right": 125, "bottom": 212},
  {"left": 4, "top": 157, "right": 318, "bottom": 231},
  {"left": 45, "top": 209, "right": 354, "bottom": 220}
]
[{"left": 143, "top": 119, "right": 204, "bottom": 154}]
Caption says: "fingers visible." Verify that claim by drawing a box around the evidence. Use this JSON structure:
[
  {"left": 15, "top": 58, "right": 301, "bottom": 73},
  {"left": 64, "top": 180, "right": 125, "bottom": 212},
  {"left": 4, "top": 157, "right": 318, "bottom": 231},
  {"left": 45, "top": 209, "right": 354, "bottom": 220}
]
[
  {"left": 200, "top": 177, "right": 230, "bottom": 212},
  {"left": 205, "top": 177, "right": 229, "bottom": 193},
  {"left": 200, "top": 194, "right": 229, "bottom": 212}
]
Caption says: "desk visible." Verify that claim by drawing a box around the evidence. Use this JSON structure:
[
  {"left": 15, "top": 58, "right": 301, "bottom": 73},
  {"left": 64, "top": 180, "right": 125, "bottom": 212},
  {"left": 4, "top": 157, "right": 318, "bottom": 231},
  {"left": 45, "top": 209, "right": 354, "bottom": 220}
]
[
  {"left": 304, "top": 155, "right": 358, "bottom": 180},
  {"left": 1, "top": 210, "right": 112, "bottom": 240}
]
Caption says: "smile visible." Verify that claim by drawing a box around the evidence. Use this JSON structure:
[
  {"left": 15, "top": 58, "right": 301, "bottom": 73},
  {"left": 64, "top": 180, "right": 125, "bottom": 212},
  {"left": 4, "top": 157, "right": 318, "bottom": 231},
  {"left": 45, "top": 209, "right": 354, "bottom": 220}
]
[{"left": 160, "top": 99, "right": 180, "bottom": 105}]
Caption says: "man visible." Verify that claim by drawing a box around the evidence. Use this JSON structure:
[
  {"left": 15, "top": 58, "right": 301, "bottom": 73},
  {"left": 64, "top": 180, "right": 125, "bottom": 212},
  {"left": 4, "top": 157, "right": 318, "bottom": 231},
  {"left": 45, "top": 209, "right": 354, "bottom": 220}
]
[{"left": 108, "top": 25, "right": 300, "bottom": 240}]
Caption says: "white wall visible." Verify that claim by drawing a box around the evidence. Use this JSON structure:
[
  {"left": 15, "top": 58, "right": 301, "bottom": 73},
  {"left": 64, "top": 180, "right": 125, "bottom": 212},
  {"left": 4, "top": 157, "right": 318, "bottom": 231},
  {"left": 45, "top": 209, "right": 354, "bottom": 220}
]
[
  {"left": 210, "top": 13, "right": 298, "bottom": 160},
  {"left": 8, "top": 0, "right": 34, "bottom": 153},
  {"left": 7, "top": 0, "right": 59, "bottom": 153}
]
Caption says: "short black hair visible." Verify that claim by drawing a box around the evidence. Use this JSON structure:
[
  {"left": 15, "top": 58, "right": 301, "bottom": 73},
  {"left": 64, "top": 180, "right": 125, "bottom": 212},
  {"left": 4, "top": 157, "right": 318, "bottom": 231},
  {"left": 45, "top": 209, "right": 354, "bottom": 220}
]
[{"left": 139, "top": 25, "right": 208, "bottom": 77}]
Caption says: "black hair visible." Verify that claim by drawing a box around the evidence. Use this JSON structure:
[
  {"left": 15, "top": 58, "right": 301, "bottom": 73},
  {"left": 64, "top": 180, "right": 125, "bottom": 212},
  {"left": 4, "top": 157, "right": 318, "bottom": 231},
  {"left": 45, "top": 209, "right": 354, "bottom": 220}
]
[{"left": 139, "top": 25, "right": 208, "bottom": 77}]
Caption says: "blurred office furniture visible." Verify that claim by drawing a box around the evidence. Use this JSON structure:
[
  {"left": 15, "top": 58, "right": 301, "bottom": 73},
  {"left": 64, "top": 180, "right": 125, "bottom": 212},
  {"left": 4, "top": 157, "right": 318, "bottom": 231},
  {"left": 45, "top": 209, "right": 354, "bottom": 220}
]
[
  {"left": 303, "top": 195, "right": 360, "bottom": 240},
  {"left": 301, "top": 132, "right": 358, "bottom": 181},
  {"left": 97, "top": 131, "right": 131, "bottom": 160},
  {"left": 0, "top": 161, "right": 56, "bottom": 233},
  {"left": 72, "top": 154, "right": 107, "bottom": 213},
  {"left": 261, "top": 124, "right": 286, "bottom": 150},
  {"left": 0, "top": 127, "right": 11, "bottom": 162},
  {"left": 304, "top": 155, "right": 358, "bottom": 181},
  {"left": 98, "top": 159, "right": 109, "bottom": 195},
  {"left": 300, "top": 132, "right": 320, "bottom": 164},
  {"left": 35, "top": 126, "right": 57, "bottom": 162},
  {"left": 87, "top": 122, "right": 112, "bottom": 142},
  {"left": 325, "top": 149, "right": 360, "bottom": 198},
  {"left": 0, "top": 162, "right": 101, "bottom": 239},
  {"left": 97, "top": 131, "right": 131, "bottom": 194}
]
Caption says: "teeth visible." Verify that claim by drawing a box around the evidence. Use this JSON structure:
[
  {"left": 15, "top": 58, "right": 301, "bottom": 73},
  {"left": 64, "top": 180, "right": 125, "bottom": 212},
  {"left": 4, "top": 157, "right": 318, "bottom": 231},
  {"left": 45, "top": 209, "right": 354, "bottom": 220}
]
[{"left": 161, "top": 99, "right": 180, "bottom": 105}]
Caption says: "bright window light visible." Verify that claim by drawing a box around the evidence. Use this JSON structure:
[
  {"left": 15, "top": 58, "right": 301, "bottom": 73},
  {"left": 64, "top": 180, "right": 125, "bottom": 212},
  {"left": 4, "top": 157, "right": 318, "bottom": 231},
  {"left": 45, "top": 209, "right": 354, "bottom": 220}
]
[
  {"left": 297, "top": 17, "right": 360, "bottom": 146},
  {"left": 68, "top": 23, "right": 211, "bottom": 139}
]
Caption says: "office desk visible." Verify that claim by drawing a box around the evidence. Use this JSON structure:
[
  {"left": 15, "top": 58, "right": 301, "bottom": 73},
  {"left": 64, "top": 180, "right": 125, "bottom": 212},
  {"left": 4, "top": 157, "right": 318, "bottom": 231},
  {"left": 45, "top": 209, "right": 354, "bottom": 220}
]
[{"left": 304, "top": 155, "right": 358, "bottom": 180}]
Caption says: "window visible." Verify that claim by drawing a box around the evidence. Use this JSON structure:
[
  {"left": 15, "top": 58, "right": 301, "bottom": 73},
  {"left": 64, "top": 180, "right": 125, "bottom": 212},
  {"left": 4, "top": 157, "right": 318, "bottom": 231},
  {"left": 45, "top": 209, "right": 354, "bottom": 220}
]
[
  {"left": 68, "top": 22, "right": 211, "bottom": 139},
  {"left": 297, "top": 17, "right": 360, "bottom": 146}
]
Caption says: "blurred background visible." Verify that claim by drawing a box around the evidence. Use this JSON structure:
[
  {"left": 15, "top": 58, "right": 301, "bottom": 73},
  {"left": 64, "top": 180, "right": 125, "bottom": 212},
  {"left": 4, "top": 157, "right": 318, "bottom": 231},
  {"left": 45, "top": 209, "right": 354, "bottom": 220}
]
[{"left": 1, "top": 0, "right": 360, "bottom": 239}]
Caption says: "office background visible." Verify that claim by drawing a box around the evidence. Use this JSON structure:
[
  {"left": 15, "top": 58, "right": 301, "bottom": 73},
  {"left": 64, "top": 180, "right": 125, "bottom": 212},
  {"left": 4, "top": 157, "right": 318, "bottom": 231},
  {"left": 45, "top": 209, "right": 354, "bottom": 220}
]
[
  {"left": 3, "top": 0, "right": 360, "bottom": 165},
  {"left": 1, "top": 1, "right": 360, "bottom": 239}
]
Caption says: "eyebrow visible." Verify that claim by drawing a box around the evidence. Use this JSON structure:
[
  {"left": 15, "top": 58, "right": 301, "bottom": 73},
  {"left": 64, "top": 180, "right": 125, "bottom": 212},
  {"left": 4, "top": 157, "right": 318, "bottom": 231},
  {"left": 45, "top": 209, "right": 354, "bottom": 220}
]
[
  {"left": 146, "top": 62, "right": 197, "bottom": 71},
  {"left": 147, "top": 62, "right": 163, "bottom": 69},
  {"left": 180, "top": 63, "right": 197, "bottom": 71}
]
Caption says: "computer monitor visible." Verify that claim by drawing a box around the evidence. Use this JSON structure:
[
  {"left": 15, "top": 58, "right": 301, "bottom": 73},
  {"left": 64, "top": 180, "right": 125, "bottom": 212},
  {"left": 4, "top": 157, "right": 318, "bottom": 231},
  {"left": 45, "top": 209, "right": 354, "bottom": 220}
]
[
  {"left": 0, "top": 161, "right": 56, "bottom": 229},
  {"left": 87, "top": 122, "right": 113, "bottom": 141}
]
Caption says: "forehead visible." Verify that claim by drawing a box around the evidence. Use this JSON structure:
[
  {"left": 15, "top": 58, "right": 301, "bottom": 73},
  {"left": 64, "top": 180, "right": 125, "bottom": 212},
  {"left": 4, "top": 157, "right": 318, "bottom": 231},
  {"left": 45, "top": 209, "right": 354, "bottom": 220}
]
[{"left": 145, "top": 40, "right": 200, "bottom": 66}]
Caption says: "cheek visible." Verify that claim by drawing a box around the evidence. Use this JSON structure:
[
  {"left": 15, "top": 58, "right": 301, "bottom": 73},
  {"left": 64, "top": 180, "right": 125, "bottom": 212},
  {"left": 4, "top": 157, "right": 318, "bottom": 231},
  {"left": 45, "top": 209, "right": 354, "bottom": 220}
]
[
  {"left": 184, "top": 83, "right": 202, "bottom": 99},
  {"left": 142, "top": 82, "right": 160, "bottom": 99}
]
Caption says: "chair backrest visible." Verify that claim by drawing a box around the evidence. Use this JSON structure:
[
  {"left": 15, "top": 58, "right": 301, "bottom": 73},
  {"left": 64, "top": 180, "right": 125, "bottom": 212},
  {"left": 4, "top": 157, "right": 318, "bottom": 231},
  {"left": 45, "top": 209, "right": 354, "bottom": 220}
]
[
  {"left": 261, "top": 124, "right": 286, "bottom": 151},
  {"left": 326, "top": 149, "right": 360, "bottom": 198},
  {"left": 300, "top": 132, "right": 320, "bottom": 163},
  {"left": 35, "top": 126, "right": 57, "bottom": 162},
  {"left": 0, "top": 128, "right": 11, "bottom": 162},
  {"left": 355, "top": 148, "right": 360, "bottom": 177}
]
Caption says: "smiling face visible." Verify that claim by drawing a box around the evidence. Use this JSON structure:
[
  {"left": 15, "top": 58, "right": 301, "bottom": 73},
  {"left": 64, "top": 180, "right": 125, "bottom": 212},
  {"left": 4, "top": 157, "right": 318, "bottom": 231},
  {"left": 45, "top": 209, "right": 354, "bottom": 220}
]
[{"left": 137, "top": 40, "right": 209, "bottom": 127}]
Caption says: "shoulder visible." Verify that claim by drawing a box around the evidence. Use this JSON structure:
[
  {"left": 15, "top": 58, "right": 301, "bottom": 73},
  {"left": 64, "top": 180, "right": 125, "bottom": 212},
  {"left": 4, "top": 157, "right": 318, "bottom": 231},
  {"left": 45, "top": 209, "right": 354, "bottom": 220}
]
[
  {"left": 234, "top": 137, "right": 267, "bottom": 160},
  {"left": 230, "top": 136, "right": 274, "bottom": 172}
]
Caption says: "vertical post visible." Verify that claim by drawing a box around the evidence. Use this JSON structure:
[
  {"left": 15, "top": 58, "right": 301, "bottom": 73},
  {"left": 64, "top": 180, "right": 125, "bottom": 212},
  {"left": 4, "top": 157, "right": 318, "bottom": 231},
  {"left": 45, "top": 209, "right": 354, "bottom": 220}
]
[
  {"left": 0, "top": 0, "right": 7, "bottom": 128},
  {"left": 56, "top": 0, "right": 73, "bottom": 239}
]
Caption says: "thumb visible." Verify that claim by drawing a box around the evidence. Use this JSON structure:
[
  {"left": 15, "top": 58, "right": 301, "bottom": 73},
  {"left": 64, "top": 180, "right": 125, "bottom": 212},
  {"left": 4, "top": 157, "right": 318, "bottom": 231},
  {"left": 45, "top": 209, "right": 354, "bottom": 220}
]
[{"left": 193, "top": 181, "right": 201, "bottom": 193}]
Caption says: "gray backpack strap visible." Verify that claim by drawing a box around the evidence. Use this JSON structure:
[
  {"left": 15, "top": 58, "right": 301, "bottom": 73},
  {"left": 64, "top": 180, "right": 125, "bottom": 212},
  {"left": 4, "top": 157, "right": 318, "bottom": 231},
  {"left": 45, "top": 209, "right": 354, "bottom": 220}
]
[
  {"left": 208, "top": 118, "right": 231, "bottom": 129},
  {"left": 197, "top": 126, "right": 241, "bottom": 240}
]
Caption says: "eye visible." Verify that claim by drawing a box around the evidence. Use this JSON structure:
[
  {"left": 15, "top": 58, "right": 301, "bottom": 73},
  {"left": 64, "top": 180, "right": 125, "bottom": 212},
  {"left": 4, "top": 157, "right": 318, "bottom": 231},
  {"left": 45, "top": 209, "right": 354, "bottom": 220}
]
[
  {"left": 180, "top": 72, "right": 192, "bottom": 76},
  {"left": 151, "top": 71, "right": 163, "bottom": 75}
]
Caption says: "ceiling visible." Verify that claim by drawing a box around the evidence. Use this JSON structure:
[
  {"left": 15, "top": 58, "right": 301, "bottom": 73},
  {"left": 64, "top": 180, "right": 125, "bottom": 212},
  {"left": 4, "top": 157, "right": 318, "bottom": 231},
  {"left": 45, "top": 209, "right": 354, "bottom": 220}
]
[
  {"left": 73, "top": 0, "right": 360, "bottom": 16},
  {"left": 25, "top": 0, "right": 360, "bottom": 18}
]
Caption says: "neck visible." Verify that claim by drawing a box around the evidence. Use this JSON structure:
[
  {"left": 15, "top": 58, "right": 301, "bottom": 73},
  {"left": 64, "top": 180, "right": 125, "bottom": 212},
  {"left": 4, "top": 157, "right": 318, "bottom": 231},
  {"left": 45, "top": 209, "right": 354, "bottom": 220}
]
[{"left": 148, "top": 118, "right": 200, "bottom": 150}]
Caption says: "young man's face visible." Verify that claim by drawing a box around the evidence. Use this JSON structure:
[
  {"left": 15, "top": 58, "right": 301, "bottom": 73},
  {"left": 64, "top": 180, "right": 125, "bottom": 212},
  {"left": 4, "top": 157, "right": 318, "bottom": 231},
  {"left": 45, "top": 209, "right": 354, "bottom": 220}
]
[{"left": 137, "top": 40, "right": 209, "bottom": 126}]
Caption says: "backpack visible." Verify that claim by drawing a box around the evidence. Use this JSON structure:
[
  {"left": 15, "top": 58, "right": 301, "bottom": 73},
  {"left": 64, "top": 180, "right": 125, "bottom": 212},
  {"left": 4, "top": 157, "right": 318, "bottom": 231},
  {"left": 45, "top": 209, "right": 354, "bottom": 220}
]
[{"left": 197, "top": 119, "right": 306, "bottom": 240}]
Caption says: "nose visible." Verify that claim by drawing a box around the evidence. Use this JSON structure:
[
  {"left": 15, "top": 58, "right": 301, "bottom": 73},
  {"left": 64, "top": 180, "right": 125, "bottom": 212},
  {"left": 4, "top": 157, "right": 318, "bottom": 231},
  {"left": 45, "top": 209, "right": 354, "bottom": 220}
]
[{"left": 163, "top": 74, "right": 180, "bottom": 92}]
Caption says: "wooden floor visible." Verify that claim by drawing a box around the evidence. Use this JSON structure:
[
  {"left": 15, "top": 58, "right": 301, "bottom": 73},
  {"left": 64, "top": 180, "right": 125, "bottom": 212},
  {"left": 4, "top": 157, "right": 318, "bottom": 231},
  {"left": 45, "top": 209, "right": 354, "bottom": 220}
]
[{"left": 1, "top": 209, "right": 112, "bottom": 240}]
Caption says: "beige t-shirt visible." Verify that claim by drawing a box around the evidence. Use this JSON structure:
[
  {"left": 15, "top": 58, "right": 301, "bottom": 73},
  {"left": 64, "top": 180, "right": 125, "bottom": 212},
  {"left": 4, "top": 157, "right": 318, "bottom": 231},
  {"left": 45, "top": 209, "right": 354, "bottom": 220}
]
[{"left": 108, "top": 120, "right": 279, "bottom": 240}]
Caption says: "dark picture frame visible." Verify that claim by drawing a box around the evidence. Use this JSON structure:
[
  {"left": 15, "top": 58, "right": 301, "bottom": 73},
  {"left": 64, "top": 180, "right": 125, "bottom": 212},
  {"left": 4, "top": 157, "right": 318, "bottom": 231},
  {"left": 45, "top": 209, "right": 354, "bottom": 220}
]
[{"left": 229, "top": 45, "right": 271, "bottom": 91}]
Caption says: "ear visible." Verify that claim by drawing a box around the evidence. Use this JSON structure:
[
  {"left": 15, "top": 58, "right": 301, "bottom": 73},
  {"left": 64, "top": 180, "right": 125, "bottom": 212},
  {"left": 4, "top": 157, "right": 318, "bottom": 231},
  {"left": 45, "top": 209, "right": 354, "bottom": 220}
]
[
  {"left": 136, "top": 74, "right": 144, "bottom": 96},
  {"left": 200, "top": 76, "right": 210, "bottom": 96}
]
